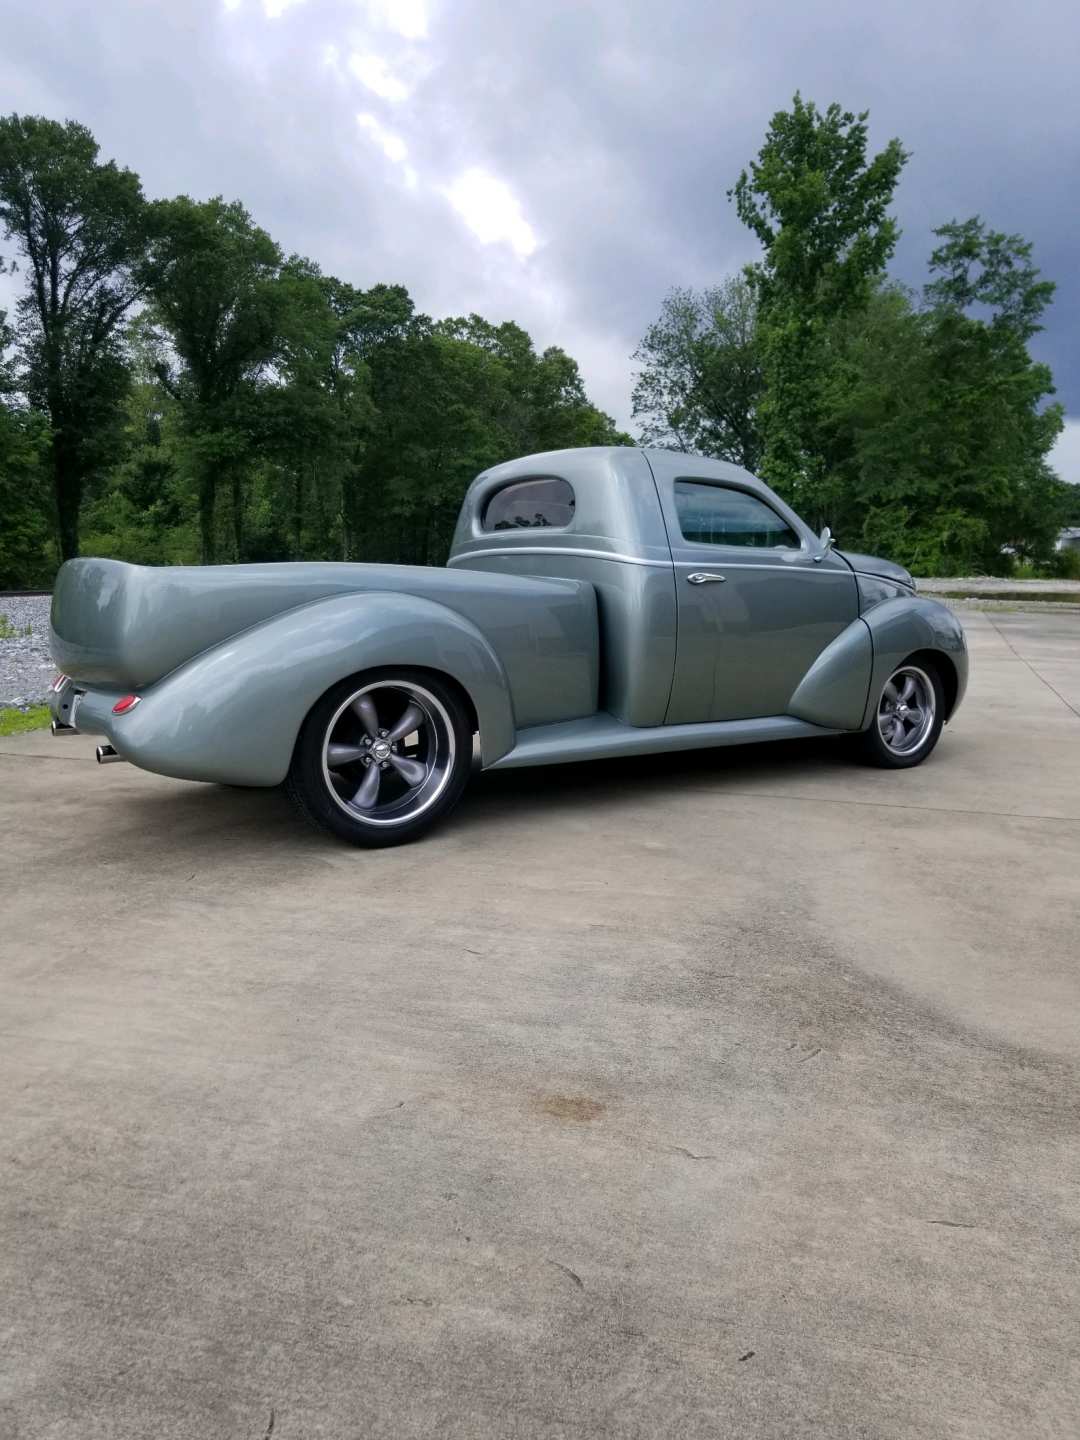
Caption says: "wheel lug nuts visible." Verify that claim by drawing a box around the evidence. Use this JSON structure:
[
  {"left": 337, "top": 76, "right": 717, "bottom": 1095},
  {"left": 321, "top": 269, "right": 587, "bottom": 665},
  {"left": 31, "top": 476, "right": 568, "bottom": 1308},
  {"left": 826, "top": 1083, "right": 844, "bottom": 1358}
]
[{"left": 380, "top": 761, "right": 390, "bottom": 771}]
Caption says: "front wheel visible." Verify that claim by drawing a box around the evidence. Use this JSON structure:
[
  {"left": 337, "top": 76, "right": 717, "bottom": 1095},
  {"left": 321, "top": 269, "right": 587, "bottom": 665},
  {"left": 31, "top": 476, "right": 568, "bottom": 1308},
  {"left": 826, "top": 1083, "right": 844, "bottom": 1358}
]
[
  {"left": 857, "top": 661, "right": 944, "bottom": 769},
  {"left": 285, "top": 670, "right": 473, "bottom": 846}
]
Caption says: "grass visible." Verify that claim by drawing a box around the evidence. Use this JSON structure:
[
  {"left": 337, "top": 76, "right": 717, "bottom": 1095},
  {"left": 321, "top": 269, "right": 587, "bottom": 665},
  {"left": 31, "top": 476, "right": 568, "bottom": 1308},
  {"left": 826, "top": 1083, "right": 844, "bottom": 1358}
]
[
  {"left": 0, "top": 613, "right": 34, "bottom": 640},
  {"left": 0, "top": 705, "right": 51, "bottom": 736}
]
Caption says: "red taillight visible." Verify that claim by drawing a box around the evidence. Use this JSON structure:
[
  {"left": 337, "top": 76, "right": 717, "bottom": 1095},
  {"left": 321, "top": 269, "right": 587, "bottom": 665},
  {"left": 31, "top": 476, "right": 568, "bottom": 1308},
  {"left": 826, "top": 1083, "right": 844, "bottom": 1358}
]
[
  {"left": 51, "top": 673, "right": 69, "bottom": 692},
  {"left": 112, "top": 694, "right": 141, "bottom": 715}
]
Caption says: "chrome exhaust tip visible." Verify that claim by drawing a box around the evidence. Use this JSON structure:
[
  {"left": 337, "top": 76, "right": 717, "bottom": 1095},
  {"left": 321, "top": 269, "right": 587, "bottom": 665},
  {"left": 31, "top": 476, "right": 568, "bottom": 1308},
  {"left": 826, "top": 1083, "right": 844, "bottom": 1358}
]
[
  {"left": 95, "top": 744, "right": 126, "bottom": 764},
  {"left": 51, "top": 719, "right": 78, "bottom": 736}
]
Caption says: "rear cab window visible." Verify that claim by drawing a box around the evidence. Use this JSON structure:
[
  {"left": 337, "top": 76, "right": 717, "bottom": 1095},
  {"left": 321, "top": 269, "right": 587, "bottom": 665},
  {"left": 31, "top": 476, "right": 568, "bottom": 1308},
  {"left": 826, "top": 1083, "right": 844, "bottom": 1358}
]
[
  {"left": 483, "top": 477, "right": 575, "bottom": 532},
  {"left": 674, "top": 480, "right": 800, "bottom": 549}
]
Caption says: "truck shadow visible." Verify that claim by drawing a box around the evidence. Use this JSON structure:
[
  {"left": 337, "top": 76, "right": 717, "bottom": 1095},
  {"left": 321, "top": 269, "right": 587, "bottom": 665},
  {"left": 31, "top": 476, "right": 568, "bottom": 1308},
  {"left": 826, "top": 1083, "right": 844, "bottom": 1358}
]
[
  {"left": 103, "top": 735, "right": 852, "bottom": 856},
  {"left": 460, "top": 735, "right": 851, "bottom": 830}
]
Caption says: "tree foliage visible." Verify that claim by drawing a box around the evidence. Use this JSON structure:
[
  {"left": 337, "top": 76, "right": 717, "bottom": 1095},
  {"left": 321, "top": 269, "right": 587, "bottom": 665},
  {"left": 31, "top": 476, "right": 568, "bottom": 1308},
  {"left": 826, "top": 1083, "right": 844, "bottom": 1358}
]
[
  {"left": 631, "top": 277, "right": 761, "bottom": 469},
  {"left": 634, "top": 94, "right": 1070, "bottom": 575},
  {"left": 0, "top": 301, "right": 52, "bottom": 586},
  {"left": 0, "top": 105, "right": 1072, "bottom": 586},
  {"left": 0, "top": 116, "right": 625, "bottom": 583},
  {"left": 730, "top": 95, "right": 908, "bottom": 519},
  {"left": 0, "top": 115, "right": 149, "bottom": 561}
]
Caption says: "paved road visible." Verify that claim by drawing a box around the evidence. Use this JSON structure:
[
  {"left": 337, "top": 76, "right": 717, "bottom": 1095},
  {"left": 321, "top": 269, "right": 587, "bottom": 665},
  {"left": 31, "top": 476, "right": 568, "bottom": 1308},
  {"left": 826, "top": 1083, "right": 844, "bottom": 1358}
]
[{"left": 3, "top": 611, "right": 1078, "bottom": 1439}]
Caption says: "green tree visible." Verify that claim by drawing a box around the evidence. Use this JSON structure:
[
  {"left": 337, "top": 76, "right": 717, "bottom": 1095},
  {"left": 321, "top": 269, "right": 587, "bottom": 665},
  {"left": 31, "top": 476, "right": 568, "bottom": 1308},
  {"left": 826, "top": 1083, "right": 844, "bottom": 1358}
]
[
  {"left": 731, "top": 95, "right": 907, "bottom": 521},
  {"left": 142, "top": 196, "right": 286, "bottom": 561},
  {"left": 632, "top": 276, "right": 761, "bottom": 467},
  {"left": 0, "top": 115, "right": 149, "bottom": 559},
  {"left": 252, "top": 262, "right": 375, "bottom": 561},
  {"left": 0, "top": 302, "right": 52, "bottom": 586},
  {"left": 79, "top": 323, "right": 197, "bottom": 566},
  {"left": 436, "top": 315, "right": 628, "bottom": 456},
  {"left": 824, "top": 225, "right": 1065, "bottom": 574}
]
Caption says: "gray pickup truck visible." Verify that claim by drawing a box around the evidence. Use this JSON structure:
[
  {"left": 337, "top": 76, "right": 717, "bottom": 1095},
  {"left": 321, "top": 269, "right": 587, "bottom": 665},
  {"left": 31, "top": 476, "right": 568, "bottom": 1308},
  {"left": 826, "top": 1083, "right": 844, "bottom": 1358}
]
[{"left": 49, "top": 446, "right": 967, "bottom": 846}]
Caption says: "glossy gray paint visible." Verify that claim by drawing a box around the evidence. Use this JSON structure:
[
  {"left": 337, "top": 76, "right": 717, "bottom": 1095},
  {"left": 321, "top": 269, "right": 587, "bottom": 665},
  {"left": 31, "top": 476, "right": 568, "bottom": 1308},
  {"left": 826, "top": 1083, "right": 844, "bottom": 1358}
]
[
  {"left": 836, "top": 549, "right": 915, "bottom": 589},
  {"left": 66, "top": 593, "right": 519, "bottom": 785},
  {"left": 787, "top": 619, "right": 874, "bottom": 731},
  {"left": 859, "top": 595, "right": 969, "bottom": 724},
  {"left": 489, "top": 712, "right": 839, "bottom": 769},
  {"left": 643, "top": 449, "right": 860, "bottom": 723},
  {"left": 49, "top": 446, "right": 967, "bottom": 787},
  {"left": 52, "top": 558, "right": 599, "bottom": 736},
  {"left": 450, "top": 446, "right": 678, "bottom": 725}
]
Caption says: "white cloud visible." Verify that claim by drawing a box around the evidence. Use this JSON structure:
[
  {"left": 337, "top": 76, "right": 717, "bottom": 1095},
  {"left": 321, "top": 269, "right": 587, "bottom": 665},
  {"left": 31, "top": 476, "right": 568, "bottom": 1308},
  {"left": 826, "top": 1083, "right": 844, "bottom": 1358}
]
[
  {"left": 1050, "top": 418, "right": 1080, "bottom": 485},
  {"left": 356, "top": 112, "right": 416, "bottom": 185},
  {"left": 221, "top": 0, "right": 309, "bottom": 18},
  {"left": 362, "top": 0, "right": 429, "bottom": 41},
  {"left": 347, "top": 51, "right": 410, "bottom": 102},
  {"left": 443, "top": 169, "right": 538, "bottom": 259},
  {"left": 357, "top": 112, "right": 407, "bottom": 164}
]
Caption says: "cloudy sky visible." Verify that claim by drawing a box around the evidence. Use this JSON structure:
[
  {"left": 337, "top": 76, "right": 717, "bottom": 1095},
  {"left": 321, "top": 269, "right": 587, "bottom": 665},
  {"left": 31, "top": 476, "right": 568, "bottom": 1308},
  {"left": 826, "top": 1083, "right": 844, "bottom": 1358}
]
[{"left": 4, "top": 0, "right": 1078, "bottom": 477}]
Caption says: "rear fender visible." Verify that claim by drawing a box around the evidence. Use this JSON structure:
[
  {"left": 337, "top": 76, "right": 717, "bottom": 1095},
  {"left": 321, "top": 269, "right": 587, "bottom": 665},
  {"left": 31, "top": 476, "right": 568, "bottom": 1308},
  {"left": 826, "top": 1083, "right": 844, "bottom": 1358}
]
[{"left": 105, "top": 592, "right": 514, "bottom": 785}]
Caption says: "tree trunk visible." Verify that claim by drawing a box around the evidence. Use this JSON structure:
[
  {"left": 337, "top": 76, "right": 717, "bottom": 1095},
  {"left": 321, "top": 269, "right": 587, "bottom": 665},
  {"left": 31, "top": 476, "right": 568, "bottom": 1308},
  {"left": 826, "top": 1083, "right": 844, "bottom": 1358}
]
[
  {"left": 231, "top": 471, "right": 244, "bottom": 561},
  {"left": 199, "top": 468, "right": 217, "bottom": 565},
  {"left": 293, "top": 467, "right": 304, "bottom": 559},
  {"left": 53, "top": 444, "right": 82, "bottom": 563}
]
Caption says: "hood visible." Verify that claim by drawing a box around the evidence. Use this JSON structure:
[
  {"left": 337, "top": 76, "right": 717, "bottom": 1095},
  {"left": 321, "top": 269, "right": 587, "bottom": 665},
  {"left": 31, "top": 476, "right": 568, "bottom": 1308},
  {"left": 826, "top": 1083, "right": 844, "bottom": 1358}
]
[{"left": 835, "top": 549, "right": 914, "bottom": 590}]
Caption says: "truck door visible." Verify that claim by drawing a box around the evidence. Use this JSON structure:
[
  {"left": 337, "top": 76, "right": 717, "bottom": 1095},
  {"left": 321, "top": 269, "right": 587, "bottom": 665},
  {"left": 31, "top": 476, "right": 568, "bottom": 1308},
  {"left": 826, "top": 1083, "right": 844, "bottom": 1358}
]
[{"left": 660, "top": 478, "right": 858, "bottom": 724}]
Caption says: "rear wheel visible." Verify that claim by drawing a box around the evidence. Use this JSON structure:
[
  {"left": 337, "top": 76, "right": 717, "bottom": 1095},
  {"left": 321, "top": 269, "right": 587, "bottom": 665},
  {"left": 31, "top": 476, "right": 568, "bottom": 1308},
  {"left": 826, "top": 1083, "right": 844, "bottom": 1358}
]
[
  {"left": 286, "top": 671, "right": 473, "bottom": 846},
  {"left": 858, "top": 661, "right": 944, "bottom": 769}
]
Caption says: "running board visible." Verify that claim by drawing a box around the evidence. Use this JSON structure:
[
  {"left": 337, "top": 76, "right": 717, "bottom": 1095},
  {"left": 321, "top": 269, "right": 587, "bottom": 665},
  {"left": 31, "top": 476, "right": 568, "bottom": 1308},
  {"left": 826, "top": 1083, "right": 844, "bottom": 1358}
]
[{"left": 487, "top": 712, "right": 841, "bottom": 771}]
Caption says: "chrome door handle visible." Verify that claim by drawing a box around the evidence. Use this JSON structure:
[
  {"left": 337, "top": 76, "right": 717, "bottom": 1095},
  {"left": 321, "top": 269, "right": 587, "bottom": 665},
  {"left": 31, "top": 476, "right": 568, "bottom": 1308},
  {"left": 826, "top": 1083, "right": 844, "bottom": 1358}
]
[{"left": 686, "top": 572, "right": 726, "bottom": 585}]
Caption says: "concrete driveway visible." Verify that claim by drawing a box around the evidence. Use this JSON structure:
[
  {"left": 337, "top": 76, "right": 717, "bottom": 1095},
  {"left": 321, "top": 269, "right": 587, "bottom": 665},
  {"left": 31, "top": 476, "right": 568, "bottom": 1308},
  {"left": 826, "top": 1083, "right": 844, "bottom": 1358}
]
[{"left": 3, "top": 610, "right": 1079, "bottom": 1439}]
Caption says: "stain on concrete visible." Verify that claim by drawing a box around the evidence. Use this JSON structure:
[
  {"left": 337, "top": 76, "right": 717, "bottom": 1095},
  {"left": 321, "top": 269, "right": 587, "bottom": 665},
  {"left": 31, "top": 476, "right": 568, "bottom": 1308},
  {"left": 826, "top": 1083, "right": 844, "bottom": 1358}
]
[{"left": 535, "top": 1094, "right": 606, "bottom": 1122}]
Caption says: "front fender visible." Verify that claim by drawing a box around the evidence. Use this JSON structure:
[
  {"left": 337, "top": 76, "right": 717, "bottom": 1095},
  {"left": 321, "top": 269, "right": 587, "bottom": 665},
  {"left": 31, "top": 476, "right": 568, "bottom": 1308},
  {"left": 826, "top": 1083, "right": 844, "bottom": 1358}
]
[
  {"left": 103, "top": 592, "right": 516, "bottom": 785},
  {"left": 859, "top": 596, "right": 969, "bottom": 727},
  {"left": 787, "top": 617, "right": 874, "bottom": 730}
]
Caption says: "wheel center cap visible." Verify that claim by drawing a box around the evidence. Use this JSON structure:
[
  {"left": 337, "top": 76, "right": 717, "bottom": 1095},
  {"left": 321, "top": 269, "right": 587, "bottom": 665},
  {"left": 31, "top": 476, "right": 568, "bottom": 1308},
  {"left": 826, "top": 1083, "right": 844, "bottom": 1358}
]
[
  {"left": 372, "top": 740, "right": 391, "bottom": 761},
  {"left": 897, "top": 704, "right": 908, "bottom": 717}
]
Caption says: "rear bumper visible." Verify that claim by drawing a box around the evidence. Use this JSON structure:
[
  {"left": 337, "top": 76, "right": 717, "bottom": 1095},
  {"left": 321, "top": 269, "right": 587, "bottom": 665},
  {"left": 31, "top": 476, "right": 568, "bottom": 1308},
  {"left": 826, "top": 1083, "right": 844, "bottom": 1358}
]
[
  {"left": 47, "top": 672, "right": 283, "bottom": 787},
  {"left": 49, "top": 677, "right": 125, "bottom": 741}
]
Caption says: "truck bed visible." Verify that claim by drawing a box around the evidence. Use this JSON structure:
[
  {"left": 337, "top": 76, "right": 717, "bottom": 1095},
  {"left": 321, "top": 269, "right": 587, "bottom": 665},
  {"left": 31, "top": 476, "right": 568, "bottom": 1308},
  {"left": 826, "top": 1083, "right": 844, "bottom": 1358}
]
[{"left": 51, "top": 558, "right": 600, "bottom": 729}]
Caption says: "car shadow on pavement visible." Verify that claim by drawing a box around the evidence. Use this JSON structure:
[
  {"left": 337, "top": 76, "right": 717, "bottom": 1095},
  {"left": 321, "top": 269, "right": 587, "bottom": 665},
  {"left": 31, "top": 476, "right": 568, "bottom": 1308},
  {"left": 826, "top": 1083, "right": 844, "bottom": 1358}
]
[
  {"left": 458, "top": 735, "right": 851, "bottom": 831},
  {"left": 91, "top": 735, "right": 851, "bottom": 856}
]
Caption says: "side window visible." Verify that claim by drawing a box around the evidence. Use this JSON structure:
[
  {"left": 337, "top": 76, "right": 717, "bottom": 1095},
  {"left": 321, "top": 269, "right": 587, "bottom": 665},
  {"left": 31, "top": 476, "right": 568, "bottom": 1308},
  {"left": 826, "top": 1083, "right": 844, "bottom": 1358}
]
[
  {"left": 674, "top": 481, "right": 800, "bottom": 549},
  {"left": 483, "top": 477, "right": 575, "bottom": 532}
]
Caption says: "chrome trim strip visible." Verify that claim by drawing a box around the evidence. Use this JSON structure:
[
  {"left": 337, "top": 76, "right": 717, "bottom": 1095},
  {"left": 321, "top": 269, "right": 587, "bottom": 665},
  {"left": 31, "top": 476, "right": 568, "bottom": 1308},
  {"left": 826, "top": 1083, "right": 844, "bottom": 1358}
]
[
  {"left": 673, "top": 559, "right": 836, "bottom": 575},
  {"left": 448, "top": 546, "right": 671, "bottom": 569}
]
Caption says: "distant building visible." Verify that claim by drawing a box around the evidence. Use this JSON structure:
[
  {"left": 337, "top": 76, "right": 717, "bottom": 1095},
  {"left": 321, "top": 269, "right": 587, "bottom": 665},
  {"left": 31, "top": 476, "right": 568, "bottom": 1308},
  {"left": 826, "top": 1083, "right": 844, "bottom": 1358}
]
[{"left": 1057, "top": 527, "right": 1080, "bottom": 553}]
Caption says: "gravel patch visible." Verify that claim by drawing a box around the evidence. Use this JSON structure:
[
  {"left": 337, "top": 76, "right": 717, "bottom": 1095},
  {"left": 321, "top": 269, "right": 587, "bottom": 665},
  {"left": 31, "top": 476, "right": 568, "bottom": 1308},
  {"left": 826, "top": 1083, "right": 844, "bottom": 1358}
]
[
  {"left": 936, "top": 596, "right": 1080, "bottom": 614},
  {"left": 1, "top": 595, "right": 54, "bottom": 706},
  {"left": 918, "top": 575, "right": 1080, "bottom": 595}
]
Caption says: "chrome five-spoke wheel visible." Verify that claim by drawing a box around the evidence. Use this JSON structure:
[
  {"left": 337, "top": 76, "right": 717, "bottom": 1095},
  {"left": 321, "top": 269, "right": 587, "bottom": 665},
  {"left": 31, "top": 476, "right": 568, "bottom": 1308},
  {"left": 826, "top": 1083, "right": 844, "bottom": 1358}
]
[
  {"left": 877, "top": 665, "right": 935, "bottom": 756},
  {"left": 322, "top": 681, "right": 454, "bottom": 825},
  {"left": 859, "top": 660, "right": 945, "bottom": 769},
  {"left": 286, "top": 671, "right": 472, "bottom": 846}
]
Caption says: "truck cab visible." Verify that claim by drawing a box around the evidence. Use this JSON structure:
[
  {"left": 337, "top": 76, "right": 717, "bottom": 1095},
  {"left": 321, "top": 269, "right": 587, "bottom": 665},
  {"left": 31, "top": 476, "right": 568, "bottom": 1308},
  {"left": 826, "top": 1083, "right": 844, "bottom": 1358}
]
[{"left": 449, "top": 446, "right": 860, "bottom": 730}]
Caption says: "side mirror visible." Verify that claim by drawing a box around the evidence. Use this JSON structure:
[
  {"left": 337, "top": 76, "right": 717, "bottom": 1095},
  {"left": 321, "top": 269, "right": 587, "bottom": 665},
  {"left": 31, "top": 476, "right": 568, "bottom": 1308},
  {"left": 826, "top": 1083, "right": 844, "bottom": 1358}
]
[{"left": 814, "top": 526, "right": 835, "bottom": 563}]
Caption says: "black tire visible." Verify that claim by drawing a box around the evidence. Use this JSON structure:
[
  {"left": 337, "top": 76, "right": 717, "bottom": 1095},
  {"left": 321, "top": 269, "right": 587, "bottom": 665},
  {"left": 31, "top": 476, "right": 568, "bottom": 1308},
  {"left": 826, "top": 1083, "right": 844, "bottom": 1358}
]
[
  {"left": 857, "top": 659, "right": 945, "bottom": 769},
  {"left": 285, "top": 669, "right": 473, "bottom": 847}
]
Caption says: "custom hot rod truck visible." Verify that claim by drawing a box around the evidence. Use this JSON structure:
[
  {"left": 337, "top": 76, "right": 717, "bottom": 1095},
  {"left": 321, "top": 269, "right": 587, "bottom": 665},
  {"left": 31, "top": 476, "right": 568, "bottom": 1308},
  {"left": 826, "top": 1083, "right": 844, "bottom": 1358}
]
[{"left": 49, "top": 447, "right": 967, "bottom": 846}]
